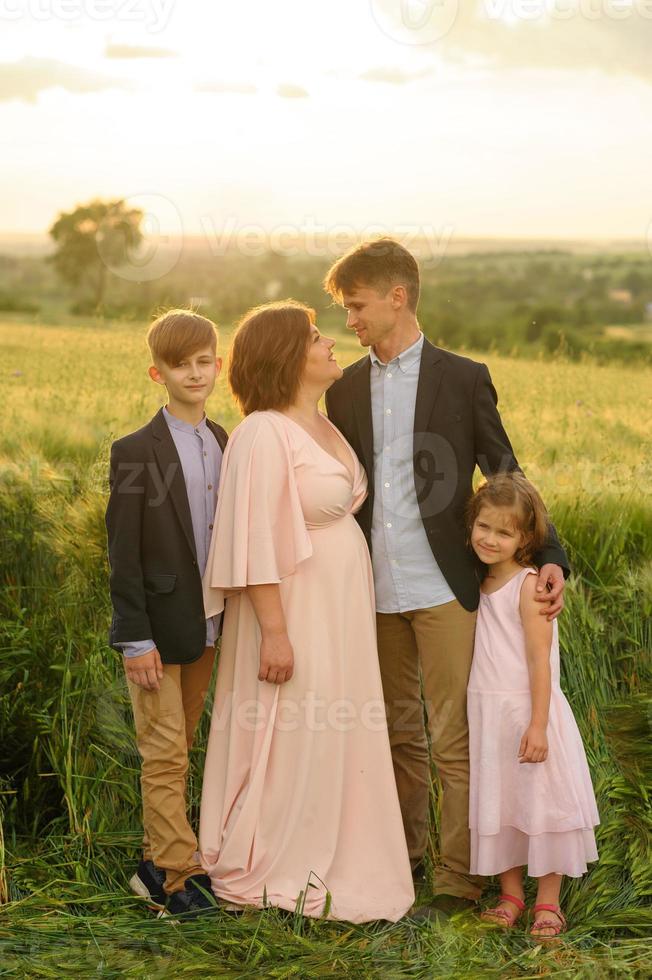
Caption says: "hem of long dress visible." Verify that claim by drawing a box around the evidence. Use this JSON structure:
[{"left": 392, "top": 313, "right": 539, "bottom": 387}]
[{"left": 212, "top": 888, "right": 412, "bottom": 924}]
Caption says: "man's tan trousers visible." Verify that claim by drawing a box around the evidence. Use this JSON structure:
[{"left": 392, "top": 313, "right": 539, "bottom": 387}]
[{"left": 376, "top": 598, "right": 483, "bottom": 900}]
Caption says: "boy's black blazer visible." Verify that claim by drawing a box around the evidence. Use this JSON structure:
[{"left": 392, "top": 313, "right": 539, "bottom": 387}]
[
  {"left": 325, "top": 338, "right": 570, "bottom": 613},
  {"left": 105, "top": 408, "right": 228, "bottom": 665}
]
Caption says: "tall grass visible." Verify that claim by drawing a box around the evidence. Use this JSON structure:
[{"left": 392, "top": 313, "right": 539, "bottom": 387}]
[{"left": 0, "top": 318, "right": 650, "bottom": 976}]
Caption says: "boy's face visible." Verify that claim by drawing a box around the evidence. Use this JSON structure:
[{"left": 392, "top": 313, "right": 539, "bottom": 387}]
[{"left": 148, "top": 344, "right": 222, "bottom": 407}]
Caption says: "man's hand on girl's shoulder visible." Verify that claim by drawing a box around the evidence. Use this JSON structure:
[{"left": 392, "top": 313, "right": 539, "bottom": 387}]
[{"left": 534, "top": 563, "right": 565, "bottom": 621}]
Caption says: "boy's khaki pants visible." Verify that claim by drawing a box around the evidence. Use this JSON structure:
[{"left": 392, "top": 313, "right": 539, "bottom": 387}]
[
  {"left": 376, "top": 598, "right": 483, "bottom": 901},
  {"left": 127, "top": 645, "right": 215, "bottom": 895}
]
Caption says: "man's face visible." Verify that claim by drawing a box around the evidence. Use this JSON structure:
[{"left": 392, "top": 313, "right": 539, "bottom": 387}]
[
  {"left": 148, "top": 345, "right": 221, "bottom": 405},
  {"left": 341, "top": 285, "right": 399, "bottom": 349}
]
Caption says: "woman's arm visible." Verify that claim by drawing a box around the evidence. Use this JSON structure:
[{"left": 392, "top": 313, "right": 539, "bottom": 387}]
[
  {"left": 518, "top": 573, "right": 553, "bottom": 763},
  {"left": 247, "top": 583, "right": 294, "bottom": 685}
]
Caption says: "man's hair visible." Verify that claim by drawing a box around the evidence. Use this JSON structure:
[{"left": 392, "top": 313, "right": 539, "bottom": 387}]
[
  {"left": 464, "top": 472, "right": 550, "bottom": 567},
  {"left": 229, "top": 300, "right": 314, "bottom": 416},
  {"left": 323, "top": 237, "right": 420, "bottom": 312},
  {"left": 147, "top": 309, "right": 218, "bottom": 365}
]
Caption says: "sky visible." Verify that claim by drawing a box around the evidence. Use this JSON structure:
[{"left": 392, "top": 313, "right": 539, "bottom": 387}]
[{"left": 2, "top": 0, "right": 652, "bottom": 241}]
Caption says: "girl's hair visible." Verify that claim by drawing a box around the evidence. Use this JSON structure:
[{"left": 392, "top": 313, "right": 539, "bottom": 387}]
[
  {"left": 465, "top": 472, "right": 550, "bottom": 567},
  {"left": 228, "top": 300, "right": 315, "bottom": 415}
]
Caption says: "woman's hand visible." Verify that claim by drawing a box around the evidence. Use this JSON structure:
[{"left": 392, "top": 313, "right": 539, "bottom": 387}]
[
  {"left": 258, "top": 629, "right": 294, "bottom": 684},
  {"left": 518, "top": 724, "right": 548, "bottom": 763}
]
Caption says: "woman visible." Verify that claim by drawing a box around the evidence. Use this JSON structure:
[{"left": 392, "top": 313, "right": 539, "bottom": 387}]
[{"left": 199, "top": 301, "right": 414, "bottom": 922}]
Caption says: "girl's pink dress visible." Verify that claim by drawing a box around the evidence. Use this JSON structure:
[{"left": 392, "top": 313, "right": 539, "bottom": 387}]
[
  {"left": 199, "top": 410, "right": 414, "bottom": 922},
  {"left": 468, "top": 566, "right": 599, "bottom": 877}
]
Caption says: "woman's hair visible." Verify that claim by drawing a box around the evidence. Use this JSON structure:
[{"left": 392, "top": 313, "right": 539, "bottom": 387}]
[
  {"left": 147, "top": 309, "right": 217, "bottom": 365},
  {"left": 465, "top": 472, "right": 550, "bottom": 567},
  {"left": 228, "top": 300, "right": 315, "bottom": 415}
]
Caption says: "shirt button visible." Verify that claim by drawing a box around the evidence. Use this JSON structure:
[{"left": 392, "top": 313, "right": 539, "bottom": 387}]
[
  {"left": 387, "top": 373, "right": 392, "bottom": 378},
  {"left": 203, "top": 451, "right": 207, "bottom": 457},
  {"left": 385, "top": 409, "right": 392, "bottom": 415},
  {"left": 209, "top": 523, "right": 214, "bottom": 529},
  {"left": 207, "top": 484, "right": 212, "bottom": 490},
  {"left": 384, "top": 482, "right": 390, "bottom": 488},
  {"left": 386, "top": 522, "right": 392, "bottom": 528}
]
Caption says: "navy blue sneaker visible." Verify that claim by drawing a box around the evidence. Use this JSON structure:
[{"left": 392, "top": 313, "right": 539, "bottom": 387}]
[
  {"left": 162, "top": 873, "right": 220, "bottom": 921},
  {"left": 129, "top": 859, "right": 167, "bottom": 911}
]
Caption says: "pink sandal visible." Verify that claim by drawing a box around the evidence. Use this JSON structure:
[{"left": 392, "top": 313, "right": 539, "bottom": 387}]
[
  {"left": 529, "top": 903, "right": 567, "bottom": 940},
  {"left": 479, "top": 894, "right": 526, "bottom": 928}
]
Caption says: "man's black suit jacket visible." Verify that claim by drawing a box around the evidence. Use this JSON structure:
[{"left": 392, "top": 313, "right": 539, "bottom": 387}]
[
  {"left": 105, "top": 408, "right": 229, "bottom": 665},
  {"left": 325, "top": 338, "right": 569, "bottom": 613}
]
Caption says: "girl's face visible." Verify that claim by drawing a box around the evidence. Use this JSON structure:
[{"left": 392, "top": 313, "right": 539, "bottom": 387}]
[{"left": 471, "top": 504, "right": 525, "bottom": 566}]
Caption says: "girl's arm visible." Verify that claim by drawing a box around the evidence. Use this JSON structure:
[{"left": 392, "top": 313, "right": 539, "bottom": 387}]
[
  {"left": 248, "top": 583, "right": 294, "bottom": 685},
  {"left": 518, "top": 573, "right": 553, "bottom": 763}
]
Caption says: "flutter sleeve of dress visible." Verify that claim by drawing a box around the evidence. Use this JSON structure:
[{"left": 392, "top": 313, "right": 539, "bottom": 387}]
[{"left": 203, "top": 412, "right": 313, "bottom": 618}]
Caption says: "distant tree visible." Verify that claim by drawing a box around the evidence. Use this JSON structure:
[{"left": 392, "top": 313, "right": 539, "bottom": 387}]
[{"left": 49, "top": 199, "right": 143, "bottom": 309}]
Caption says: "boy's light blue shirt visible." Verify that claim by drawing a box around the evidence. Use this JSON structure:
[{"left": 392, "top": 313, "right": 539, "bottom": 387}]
[
  {"left": 370, "top": 332, "right": 456, "bottom": 613},
  {"left": 119, "top": 406, "right": 223, "bottom": 659}
]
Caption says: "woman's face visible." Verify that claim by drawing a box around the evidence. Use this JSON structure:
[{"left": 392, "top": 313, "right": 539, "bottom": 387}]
[{"left": 301, "top": 322, "right": 343, "bottom": 390}]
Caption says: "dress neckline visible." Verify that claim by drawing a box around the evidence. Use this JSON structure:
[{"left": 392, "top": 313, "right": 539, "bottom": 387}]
[
  {"left": 480, "top": 566, "right": 536, "bottom": 598},
  {"left": 271, "top": 410, "right": 356, "bottom": 483}
]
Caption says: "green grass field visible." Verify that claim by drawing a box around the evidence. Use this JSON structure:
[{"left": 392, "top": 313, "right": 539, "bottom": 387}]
[{"left": 0, "top": 317, "right": 650, "bottom": 978}]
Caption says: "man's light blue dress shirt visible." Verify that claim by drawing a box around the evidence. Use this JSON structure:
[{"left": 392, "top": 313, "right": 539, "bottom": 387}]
[
  {"left": 119, "top": 406, "right": 223, "bottom": 658},
  {"left": 370, "top": 332, "right": 456, "bottom": 613}
]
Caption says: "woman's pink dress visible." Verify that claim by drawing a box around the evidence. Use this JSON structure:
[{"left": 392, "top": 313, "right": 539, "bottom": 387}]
[
  {"left": 199, "top": 410, "right": 414, "bottom": 922},
  {"left": 468, "top": 566, "right": 599, "bottom": 878}
]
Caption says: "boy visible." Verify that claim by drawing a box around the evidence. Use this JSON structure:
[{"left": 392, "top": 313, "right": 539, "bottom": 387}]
[{"left": 105, "top": 309, "right": 228, "bottom": 918}]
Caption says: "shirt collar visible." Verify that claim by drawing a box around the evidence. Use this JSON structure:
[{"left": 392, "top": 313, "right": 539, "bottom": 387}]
[
  {"left": 369, "top": 331, "right": 424, "bottom": 373},
  {"left": 163, "top": 405, "right": 208, "bottom": 434}
]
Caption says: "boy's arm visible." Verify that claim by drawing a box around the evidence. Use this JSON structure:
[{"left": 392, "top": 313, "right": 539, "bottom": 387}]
[
  {"left": 518, "top": 573, "right": 553, "bottom": 763},
  {"left": 105, "top": 439, "right": 154, "bottom": 644}
]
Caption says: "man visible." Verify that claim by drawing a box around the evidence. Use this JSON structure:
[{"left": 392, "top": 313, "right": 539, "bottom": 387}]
[{"left": 324, "top": 239, "right": 569, "bottom": 919}]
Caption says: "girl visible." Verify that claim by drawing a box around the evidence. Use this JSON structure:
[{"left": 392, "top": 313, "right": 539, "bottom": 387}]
[{"left": 465, "top": 473, "right": 599, "bottom": 939}]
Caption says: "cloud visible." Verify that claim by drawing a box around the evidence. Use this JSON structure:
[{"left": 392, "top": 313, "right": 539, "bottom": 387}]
[
  {"left": 358, "top": 66, "right": 434, "bottom": 85},
  {"left": 105, "top": 44, "right": 176, "bottom": 59},
  {"left": 195, "top": 80, "right": 258, "bottom": 95},
  {"left": 0, "top": 57, "right": 130, "bottom": 103},
  {"left": 276, "top": 83, "right": 309, "bottom": 98}
]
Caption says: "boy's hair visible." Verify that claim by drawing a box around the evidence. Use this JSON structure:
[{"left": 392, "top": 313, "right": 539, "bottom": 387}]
[
  {"left": 229, "top": 300, "right": 314, "bottom": 416},
  {"left": 465, "top": 472, "right": 550, "bottom": 567},
  {"left": 323, "top": 237, "right": 420, "bottom": 312},
  {"left": 147, "top": 309, "right": 218, "bottom": 365}
]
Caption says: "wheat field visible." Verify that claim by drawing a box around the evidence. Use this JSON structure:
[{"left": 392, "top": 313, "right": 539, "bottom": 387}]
[{"left": 0, "top": 316, "right": 650, "bottom": 978}]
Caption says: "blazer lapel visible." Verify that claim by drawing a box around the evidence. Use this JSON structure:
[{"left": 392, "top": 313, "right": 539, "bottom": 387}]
[
  {"left": 206, "top": 418, "right": 228, "bottom": 452},
  {"left": 350, "top": 357, "right": 374, "bottom": 485},
  {"left": 413, "top": 339, "right": 445, "bottom": 443},
  {"left": 150, "top": 409, "right": 197, "bottom": 560}
]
